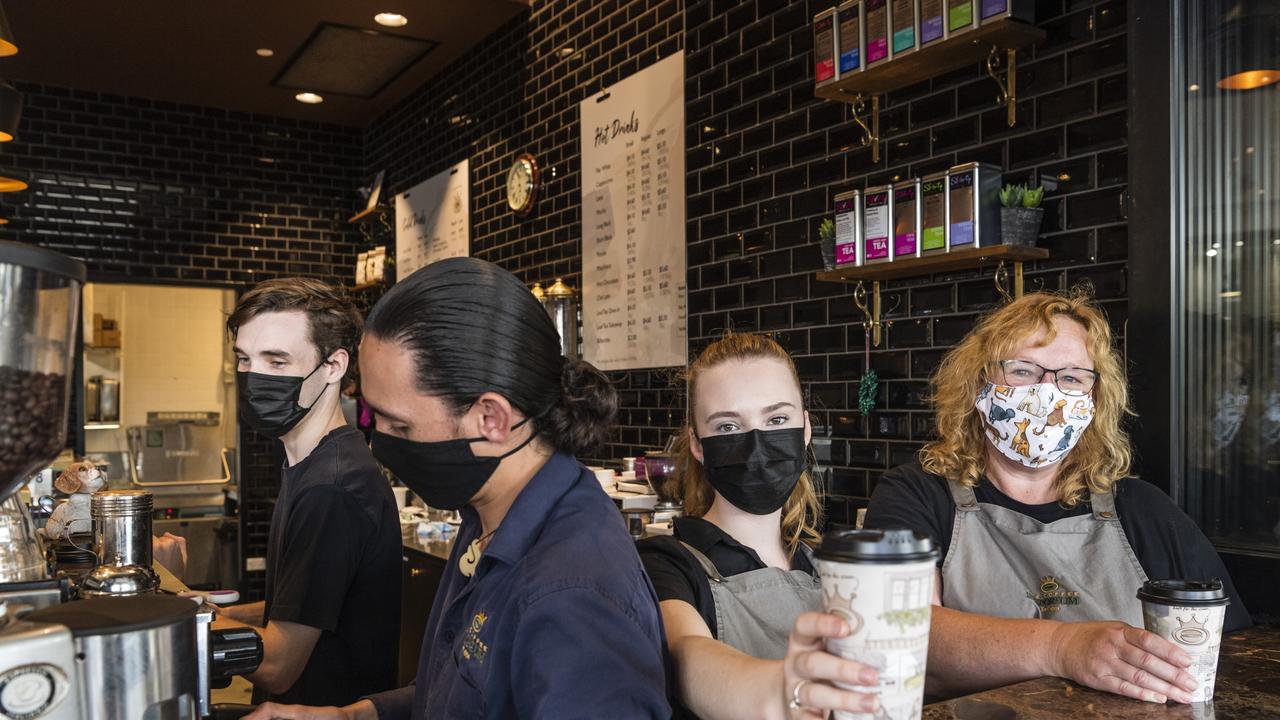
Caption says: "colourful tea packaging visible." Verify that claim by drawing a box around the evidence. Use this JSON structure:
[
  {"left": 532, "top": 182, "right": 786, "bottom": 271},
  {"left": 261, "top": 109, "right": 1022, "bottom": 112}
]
[
  {"left": 920, "top": 172, "right": 948, "bottom": 255},
  {"left": 863, "top": 186, "right": 893, "bottom": 264},
  {"left": 919, "top": 0, "right": 945, "bottom": 45},
  {"left": 864, "top": 0, "right": 890, "bottom": 67},
  {"left": 837, "top": 1, "right": 864, "bottom": 75},
  {"left": 890, "top": 0, "right": 918, "bottom": 57},
  {"left": 979, "top": 0, "right": 1033, "bottom": 23},
  {"left": 946, "top": 162, "right": 1002, "bottom": 249},
  {"left": 947, "top": 0, "right": 977, "bottom": 35},
  {"left": 814, "top": 9, "right": 839, "bottom": 87},
  {"left": 834, "top": 189, "right": 863, "bottom": 266},
  {"left": 892, "top": 180, "right": 921, "bottom": 259}
]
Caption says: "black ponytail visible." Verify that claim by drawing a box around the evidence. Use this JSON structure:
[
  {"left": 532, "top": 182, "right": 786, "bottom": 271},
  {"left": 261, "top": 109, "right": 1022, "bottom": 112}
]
[{"left": 364, "top": 257, "right": 616, "bottom": 457}]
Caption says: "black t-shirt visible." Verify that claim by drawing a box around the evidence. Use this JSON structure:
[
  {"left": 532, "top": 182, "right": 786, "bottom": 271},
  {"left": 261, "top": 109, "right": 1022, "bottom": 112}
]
[
  {"left": 864, "top": 462, "right": 1251, "bottom": 631},
  {"left": 637, "top": 516, "right": 815, "bottom": 638},
  {"left": 256, "top": 426, "right": 402, "bottom": 706}
]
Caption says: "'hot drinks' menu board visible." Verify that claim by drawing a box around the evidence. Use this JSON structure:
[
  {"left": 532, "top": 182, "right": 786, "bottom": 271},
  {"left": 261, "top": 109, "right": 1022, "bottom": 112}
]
[
  {"left": 395, "top": 159, "right": 470, "bottom": 280},
  {"left": 580, "top": 53, "right": 686, "bottom": 371}
]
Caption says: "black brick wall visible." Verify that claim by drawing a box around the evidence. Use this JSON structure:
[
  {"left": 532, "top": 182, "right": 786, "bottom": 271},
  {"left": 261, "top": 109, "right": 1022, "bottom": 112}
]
[
  {"left": 366, "top": 0, "right": 1130, "bottom": 525},
  {"left": 6, "top": 0, "right": 1130, "bottom": 599},
  {"left": 0, "top": 82, "right": 365, "bottom": 599},
  {"left": 364, "top": 2, "right": 687, "bottom": 464}
]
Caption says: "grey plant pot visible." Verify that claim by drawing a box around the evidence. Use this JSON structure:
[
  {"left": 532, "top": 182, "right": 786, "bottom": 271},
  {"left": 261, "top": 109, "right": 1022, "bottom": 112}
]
[
  {"left": 819, "top": 236, "right": 837, "bottom": 270},
  {"left": 1001, "top": 206, "right": 1044, "bottom": 246}
]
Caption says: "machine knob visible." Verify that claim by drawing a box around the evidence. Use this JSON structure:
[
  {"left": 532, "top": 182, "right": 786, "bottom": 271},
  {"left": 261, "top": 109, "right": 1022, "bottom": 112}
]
[
  {"left": 0, "top": 664, "right": 67, "bottom": 719},
  {"left": 209, "top": 626, "right": 263, "bottom": 687}
]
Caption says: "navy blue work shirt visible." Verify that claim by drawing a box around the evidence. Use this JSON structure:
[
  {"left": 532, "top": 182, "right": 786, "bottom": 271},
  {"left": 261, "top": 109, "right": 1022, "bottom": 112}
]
[{"left": 366, "top": 451, "right": 671, "bottom": 719}]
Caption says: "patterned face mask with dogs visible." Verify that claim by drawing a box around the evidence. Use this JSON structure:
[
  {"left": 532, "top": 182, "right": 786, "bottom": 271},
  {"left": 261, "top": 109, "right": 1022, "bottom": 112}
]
[{"left": 974, "top": 381, "right": 1094, "bottom": 468}]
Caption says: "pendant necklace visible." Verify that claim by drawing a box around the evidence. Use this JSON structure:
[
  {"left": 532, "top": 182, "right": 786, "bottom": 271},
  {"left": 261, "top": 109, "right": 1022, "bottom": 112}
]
[{"left": 458, "top": 526, "right": 500, "bottom": 578}]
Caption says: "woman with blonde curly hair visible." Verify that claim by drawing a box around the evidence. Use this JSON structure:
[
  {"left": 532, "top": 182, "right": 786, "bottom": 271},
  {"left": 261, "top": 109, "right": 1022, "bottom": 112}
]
[
  {"left": 639, "top": 332, "right": 880, "bottom": 719},
  {"left": 865, "top": 289, "right": 1249, "bottom": 706}
]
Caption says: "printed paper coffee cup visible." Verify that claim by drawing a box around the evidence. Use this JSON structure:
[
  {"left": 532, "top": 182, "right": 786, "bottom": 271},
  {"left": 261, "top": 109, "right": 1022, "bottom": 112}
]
[
  {"left": 1137, "top": 579, "right": 1230, "bottom": 703},
  {"left": 816, "top": 529, "right": 938, "bottom": 720}
]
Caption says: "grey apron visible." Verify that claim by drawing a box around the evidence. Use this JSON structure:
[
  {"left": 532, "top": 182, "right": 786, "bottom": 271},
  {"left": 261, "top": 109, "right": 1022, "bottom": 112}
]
[
  {"left": 679, "top": 541, "right": 823, "bottom": 660},
  {"left": 941, "top": 479, "right": 1148, "bottom": 626}
]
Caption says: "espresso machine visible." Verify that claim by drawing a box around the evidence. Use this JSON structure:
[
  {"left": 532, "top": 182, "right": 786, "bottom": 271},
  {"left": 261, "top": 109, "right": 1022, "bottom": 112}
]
[{"left": 0, "top": 243, "right": 260, "bottom": 719}]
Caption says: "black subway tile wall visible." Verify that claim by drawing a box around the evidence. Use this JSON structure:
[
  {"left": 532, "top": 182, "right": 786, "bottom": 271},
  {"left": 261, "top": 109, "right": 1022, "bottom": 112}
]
[
  {"left": 1, "top": 83, "right": 364, "bottom": 600},
  {"left": 6, "top": 0, "right": 1130, "bottom": 579},
  {"left": 363, "top": 3, "right": 686, "bottom": 464},
  {"left": 681, "top": 0, "right": 1128, "bottom": 525}
]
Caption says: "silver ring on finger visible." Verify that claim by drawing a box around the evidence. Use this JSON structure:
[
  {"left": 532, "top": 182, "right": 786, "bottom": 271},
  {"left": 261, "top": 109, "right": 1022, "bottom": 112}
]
[{"left": 789, "top": 680, "right": 810, "bottom": 711}]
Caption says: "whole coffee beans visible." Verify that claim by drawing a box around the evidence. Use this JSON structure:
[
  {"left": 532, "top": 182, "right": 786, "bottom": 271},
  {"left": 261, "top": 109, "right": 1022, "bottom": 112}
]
[{"left": 0, "top": 366, "right": 67, "bottom": 486}]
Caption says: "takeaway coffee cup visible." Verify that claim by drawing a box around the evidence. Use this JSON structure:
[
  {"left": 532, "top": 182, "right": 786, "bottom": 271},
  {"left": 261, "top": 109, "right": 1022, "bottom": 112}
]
[
  {"left": 815, "top": 529, "right": 938, "bottom": 720},
  {"left": 1137, "top": 579, "right": 1230, "bottom": 703}
]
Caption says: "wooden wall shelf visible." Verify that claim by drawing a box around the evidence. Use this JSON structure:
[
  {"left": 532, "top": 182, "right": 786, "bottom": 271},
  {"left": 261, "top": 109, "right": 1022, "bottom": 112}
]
[
  {"left": 816, "top": 244, "right": 1047, "bottom": 283},
  {"left": 814, "top": 18, "right": 1046, "bottom": 101}
]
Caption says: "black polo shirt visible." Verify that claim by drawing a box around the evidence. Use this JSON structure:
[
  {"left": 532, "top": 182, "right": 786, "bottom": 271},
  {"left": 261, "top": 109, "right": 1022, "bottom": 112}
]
[
  {"left": 256, "top": 426, "right": 402, "bottom": 706},
  {"left": 637, "top": 516, "right": 816, "bottom": 638}
]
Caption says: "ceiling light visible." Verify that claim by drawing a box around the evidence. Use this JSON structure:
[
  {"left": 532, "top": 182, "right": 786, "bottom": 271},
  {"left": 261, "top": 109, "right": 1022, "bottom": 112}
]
[
  {"left": 374, "top": 12, "right": 408, "bottom": 27},
  {"left": 295, "top": 92, "right": 324, "bottom": 104},
  {"left": 0, "top": 175, "right": 26, "bottom": 192},
  {"left": 0, "top": 82, "right": 21, "bottom": 142},
  {"left": 0, "top": 3, "right": 16, "bottom": 57},
  {"left": 1213, "top": 5, "right": 1279, "bottom": 91},
  {"left": 0, "top": 218, "right": 8, "bottom": 225},
  {"left": 1220, "top": 290, "right": 1242, "bottom": 298},
  {"left": 1188, "top": 84, "right": 1201, "bottom": 92},
  {"left": 1206, "top": 248, "right": 1219, "bottom": 257},
  {"left": 256, "top": 48, "right": 274, "bottom": 57},
  {"left": 1057, "top": 172, "right": 1071, "bottom": 181},
  {"left": 558, "top": 46, "right": 575, "bottom": 58}
]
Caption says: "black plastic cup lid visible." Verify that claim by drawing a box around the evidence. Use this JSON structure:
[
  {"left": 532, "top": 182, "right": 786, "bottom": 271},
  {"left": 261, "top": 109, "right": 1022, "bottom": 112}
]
[
  {"left": 1136, "top": 579, "right": 1230, "bottom": 607},
  {"left": 815, "top": 528, "right": 938, "bottom": 564}
]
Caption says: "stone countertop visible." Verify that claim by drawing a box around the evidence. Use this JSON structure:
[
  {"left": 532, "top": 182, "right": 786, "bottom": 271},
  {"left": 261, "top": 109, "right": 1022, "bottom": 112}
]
[{"left": 923, "top": 625, "right": 1280, "bottom": 719}]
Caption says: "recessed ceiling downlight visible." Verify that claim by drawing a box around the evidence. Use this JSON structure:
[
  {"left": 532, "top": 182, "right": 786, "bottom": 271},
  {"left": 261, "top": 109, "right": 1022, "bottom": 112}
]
[
  {"left": 374, "top": 13, "right": 408, "bottom": 27},
  {"left": 295, "top": 92, "right": 324, "bottom": 104}
]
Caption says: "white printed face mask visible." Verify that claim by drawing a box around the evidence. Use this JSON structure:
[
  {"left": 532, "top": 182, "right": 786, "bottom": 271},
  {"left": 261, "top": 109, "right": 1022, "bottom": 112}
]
[{"left": 974, "top": 382, "right": 1094, "bottom": 468}]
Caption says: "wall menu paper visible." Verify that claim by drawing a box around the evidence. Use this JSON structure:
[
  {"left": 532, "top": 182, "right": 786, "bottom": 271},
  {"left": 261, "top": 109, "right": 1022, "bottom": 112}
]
[
  {"left": 394, "top": 159, "right": 470, "bottom": 280},
  {"left": 580, "top": 53, "right": 686, "bottom": 371}
]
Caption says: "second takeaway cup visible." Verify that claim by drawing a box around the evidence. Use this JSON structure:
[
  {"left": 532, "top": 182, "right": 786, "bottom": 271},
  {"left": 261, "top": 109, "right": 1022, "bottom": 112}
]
[
  {"left": 816, "top": 528, "right": 938, "bottom": 720},
  {"left": 1137, "top": 579, "right": 1230, "bottom": 703}
]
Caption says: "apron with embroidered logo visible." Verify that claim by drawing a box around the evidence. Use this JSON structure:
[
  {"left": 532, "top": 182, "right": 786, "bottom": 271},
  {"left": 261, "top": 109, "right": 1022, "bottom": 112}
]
[
  {"left": 941, "top": 479, "right": 1148, "bottom": 626},
  {"left": 679, "top": 541, "right": 823, "bottom": 660}
]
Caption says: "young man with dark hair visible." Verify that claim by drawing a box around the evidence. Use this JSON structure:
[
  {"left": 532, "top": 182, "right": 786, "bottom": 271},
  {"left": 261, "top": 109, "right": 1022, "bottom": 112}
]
[{"left": 217, "top": 277, "right": 401, "bottom": 707}]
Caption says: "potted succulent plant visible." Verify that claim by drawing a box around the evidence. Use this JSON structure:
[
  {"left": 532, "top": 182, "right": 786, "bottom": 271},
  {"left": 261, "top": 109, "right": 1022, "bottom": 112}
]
[
  {"left": 999, "top": 183, "right": 1045, "bottom": 247},
  {"left": 818, "top": 218, "right": 837, "bottom": 270}
]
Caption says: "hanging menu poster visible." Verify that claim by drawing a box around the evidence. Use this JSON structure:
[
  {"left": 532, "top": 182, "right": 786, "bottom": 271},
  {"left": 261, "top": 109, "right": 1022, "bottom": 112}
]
[
  {"left": 580, "top": 53, "right": 686, "bottom": 371},
  {"left": 394, "top": 159, "right": 469, "bottom": 280}
]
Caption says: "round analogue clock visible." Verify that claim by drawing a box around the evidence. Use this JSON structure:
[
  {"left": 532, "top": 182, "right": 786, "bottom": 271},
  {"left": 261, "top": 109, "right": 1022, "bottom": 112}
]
[{"left": 506, "top": 153, "right": 539, "bottom": 216}]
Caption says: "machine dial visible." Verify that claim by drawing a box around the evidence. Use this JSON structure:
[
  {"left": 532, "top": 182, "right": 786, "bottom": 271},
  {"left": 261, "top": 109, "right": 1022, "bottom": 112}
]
[{"left": 0, "top": 664, "right": 68, "bottom": 719}]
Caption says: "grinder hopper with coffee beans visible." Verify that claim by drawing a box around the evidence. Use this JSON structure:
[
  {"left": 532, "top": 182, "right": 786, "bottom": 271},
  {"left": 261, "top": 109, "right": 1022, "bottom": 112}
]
[{"left": 0, "top": 243, "right": 262, "bottom": 720}]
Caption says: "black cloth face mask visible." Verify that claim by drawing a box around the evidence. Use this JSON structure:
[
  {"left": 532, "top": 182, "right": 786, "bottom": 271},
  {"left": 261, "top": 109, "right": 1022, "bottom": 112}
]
[
  {"left": 370, "top": 417, "right": 538, "bottom": 511},
  {"left": 698, "top": 427, "right": 807, "bottom": 515},
  {"left": 237, "top": 363, "right": 327, "bottom": 438}
]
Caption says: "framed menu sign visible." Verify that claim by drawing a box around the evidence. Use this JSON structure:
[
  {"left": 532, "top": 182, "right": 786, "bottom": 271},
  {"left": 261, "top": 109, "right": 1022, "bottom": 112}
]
[
  {"left": 394, "top": 159, "right": 470, "bottom": 280},
  {"left": 579, "top": 52, "right": 687, "bottom": 371}
]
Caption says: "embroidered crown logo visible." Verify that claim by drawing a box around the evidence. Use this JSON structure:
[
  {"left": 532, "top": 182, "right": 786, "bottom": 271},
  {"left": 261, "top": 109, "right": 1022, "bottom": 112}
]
[{"left": 1026, "top": 575, "right": 1080, "bottom": 616}]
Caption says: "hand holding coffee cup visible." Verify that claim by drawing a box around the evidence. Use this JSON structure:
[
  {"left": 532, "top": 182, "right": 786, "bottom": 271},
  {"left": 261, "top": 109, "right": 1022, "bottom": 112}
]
[
  {"left": 815, "top": 529, "right": 938, "bottom": 720},
  {"left": 781, "top": 612, "right": 880, "bottom": 719},
  {"left": 1138, "top": 579, "right": 1230, "bottom": 703}
]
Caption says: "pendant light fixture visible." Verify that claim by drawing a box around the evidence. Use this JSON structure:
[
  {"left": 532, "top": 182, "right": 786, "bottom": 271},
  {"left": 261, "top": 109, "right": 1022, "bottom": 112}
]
[
  {"left": 0, "top": 2, "right": 15, "bottom": 57},
  {"left": 1214, "top": 2, "right": 1280, "bottom": 90},
  {"left": 0, "top": 81, "right": 22, "bottom": 142}
]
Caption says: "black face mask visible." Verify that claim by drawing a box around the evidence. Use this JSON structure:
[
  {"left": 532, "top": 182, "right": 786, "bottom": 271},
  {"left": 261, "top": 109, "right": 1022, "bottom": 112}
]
[
  {"left": 370, "top": 417, "right": 538, "bottom": 510},
  {"left": 698, "top": 427, "right": 807, "bottom": 515},
  {"left": 237, "top": 364, "right": 327, "bottom": 438}
]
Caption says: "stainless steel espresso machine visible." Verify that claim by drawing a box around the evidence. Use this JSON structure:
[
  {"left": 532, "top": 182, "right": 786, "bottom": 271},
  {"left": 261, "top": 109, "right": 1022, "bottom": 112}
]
[{"left": 0, "top": 243, "right": 260, "bottom": 720}]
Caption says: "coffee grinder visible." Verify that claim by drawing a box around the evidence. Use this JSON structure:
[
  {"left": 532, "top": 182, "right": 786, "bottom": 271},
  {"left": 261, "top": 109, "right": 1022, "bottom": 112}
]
[{"left": 0, "top": 244, "right": 262, "bottom": 719}]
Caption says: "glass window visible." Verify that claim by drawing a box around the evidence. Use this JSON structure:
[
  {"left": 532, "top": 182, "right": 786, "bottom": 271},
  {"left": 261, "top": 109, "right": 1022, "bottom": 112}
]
[{"left": 1179, "top": 1, "right": 1280, "bottom": 552}]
